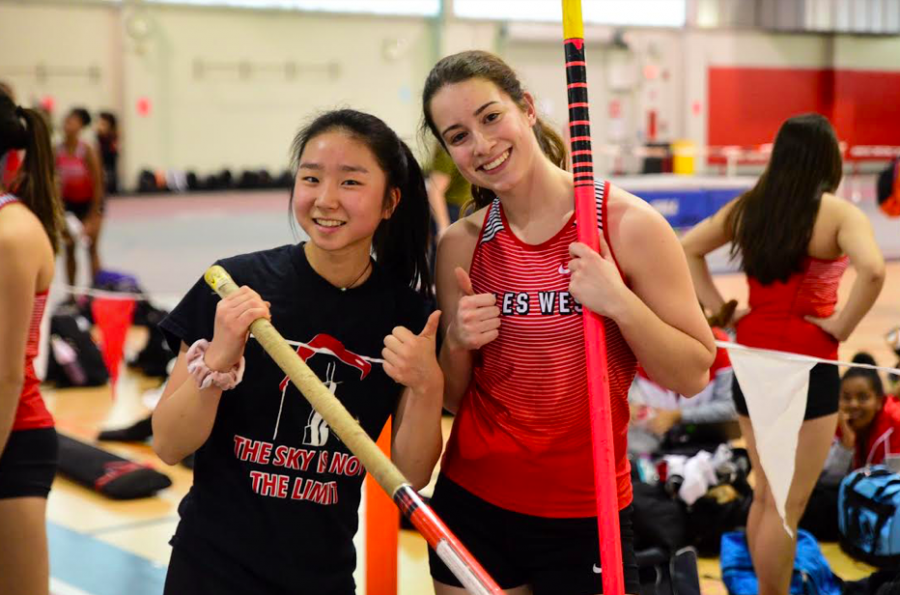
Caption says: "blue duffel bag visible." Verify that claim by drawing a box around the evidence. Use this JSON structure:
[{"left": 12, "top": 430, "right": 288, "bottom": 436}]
[
  {"left": 839, "top": 465, "right": 900, "bottom": 567},
  {"left": 721, "top": 530, "right": 841, "bottom": 595}
]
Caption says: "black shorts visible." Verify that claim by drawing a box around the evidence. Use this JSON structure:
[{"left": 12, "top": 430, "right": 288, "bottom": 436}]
[
  {"left": 64, "top": 200, "right": 94, "bottom": 221},
  {"left": 428, "top": 474, "right": 640, "bottom": 595},
  {"left": 164, "top": 531, "right": 355, "bottom": 595},
  {"left": 164, "top": 543, "right": 288, "bottom": 595},
  {"left": 733, "top": 362, "right": 839, "bottom": 420},
  {"left": 0, "top": 427, "right": 59, "bottom": 499}
]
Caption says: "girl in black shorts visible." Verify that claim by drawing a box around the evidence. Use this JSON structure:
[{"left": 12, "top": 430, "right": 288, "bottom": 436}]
[{"left": 0, "top": 90, "right": 64, "bottom": 595}]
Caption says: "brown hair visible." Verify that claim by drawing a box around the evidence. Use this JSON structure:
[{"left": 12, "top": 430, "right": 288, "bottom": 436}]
[
  {"left": 422, "top": 50, "right": 567, "bottom": 211},
  {"left": 0, "top": 94, "right": 64, "bottom": 252}
]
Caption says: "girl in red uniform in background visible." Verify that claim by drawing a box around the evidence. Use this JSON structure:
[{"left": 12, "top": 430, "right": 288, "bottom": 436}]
[
  {"left": 682, "top": 113, "right": 885, "bottom": 595},
  {"left": 825, "top": 354, "right": 900, "bottom": 477},
  {"left": 56, "top": 106, "right": 104, "bottom": 285},
  {"left": 423, "top": 50, "right": 715, "bottom": 595},
  {"left": 802, "top": 353, "right": 900, "bottom": 541},
  {"left": 0, "top": 89, "right": 64, "bottom": 595}
]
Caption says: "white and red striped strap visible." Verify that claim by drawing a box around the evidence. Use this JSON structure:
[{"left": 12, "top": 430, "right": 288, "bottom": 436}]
[{"left": 0, "top": 193, "right": 19, "bottom": 210}]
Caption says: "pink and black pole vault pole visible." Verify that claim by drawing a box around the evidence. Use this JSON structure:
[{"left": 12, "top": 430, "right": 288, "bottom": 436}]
[
  {"left": 562, "top": 1, "right": 625, "bottom": 594},
  {"left": 205, "top": 265, "right": 504, "bottom": 595}
]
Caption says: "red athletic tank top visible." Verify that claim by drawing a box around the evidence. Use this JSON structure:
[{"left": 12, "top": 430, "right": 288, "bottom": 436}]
[
  {"left": 0, "top": 195, "right": 54, "bottom": 431},
  {"left": 442, "top": 181, "right": 637, "bottom": 518},
  {"left": 56, "top": 141, "right": 94, "bottom": 203},
  {"left": 737, "top": 256, "right": 849, "bottom": 360}
]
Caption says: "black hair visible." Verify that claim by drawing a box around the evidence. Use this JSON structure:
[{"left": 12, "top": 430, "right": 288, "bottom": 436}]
[
  {"left": 290, "top": 109, "right": 432, "bottom": 299},
  {"left": 69, "top": 107, "right": 92, "bottom": 128},
  {"left": 727, "top": 113, "right": 843, "bottom": 285},
  {"left": 99, "top": 111, "right": 118, "bottom": 132},
  {"left": 0, "top": 93, "right": 64, "bottom": 252},
  {"left": 842, "top": 352, "right": 885, "bottom": 399}
]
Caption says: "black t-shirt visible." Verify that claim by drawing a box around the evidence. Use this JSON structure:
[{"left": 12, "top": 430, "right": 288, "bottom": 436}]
[{"left": 160, "top": 243, "right": 427, "bottom": 594}]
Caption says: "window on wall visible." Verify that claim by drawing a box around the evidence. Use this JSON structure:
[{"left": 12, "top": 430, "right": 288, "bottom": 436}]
[
  {"left": 138, "top": 0, "right": 440, "bottom": 17},
  {"left": 454, "top": 0, "right": 686, "bottom": 28}
]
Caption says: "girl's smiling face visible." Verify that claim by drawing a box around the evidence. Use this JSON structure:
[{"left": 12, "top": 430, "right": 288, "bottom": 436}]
[
  {"left": 428, "top": 77, "right": 540, "bottom": 197},
  {"left": 292, "top": 129, "right": 396, "bottom": 253},
  {"left": 840, "top": 375, "right": 883, "bottom": 433}
]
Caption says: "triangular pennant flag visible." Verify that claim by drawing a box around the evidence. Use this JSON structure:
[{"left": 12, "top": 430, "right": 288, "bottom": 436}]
[
  {"left": 727, "top": 347, "right": 816, "bottom": 537},
  {"left": 91, "top": 297, "right": 136, "bottom": 398}
]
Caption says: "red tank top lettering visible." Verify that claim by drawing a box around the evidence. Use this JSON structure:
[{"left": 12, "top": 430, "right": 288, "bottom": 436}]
[
  {"left": 737, "top": 256, "right": 849, "bottom": 360},
  {"left": 442, "top": 181, "right": 637, "bottom": 518},
  {"left": 56, "top": 141, "right": 94, "bottom": 203},
  {"left": 0, "top": 195, "right": 54, "bottom": 431}
]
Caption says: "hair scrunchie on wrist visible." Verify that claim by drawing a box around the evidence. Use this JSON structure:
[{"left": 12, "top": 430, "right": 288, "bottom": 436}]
[{"left": 185, "top": 339, "right": 245, "bottom": 391}]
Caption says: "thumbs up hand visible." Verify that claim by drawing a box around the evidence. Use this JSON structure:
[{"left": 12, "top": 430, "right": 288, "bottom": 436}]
[
  {"left": 455, "top": 267, "right": 476, "bottom": 297},
  {"left": 383, "top": 310, "right": 444, "bottom": 393},
  {"left": 447, "top": 267, "right": 501, "bottom": 351}
]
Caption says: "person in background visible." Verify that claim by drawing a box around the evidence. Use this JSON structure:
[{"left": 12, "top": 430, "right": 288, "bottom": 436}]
[
  {"left": 0, "top": 88, "right": 64, "bottom": 595},
  {"left": 629, "top": 326, "right": 735, "bottom": 456},
  {"left": 876, "top": 155, "right": 900, "bottom": 217},
  {"left": 96, "top": 111, "right": 119, "bottom": 195},
  {"left": 822, "top": 353, "right": 900, "bottom": 481},
  {"left": 682, "top": 113, "right": 885, "bottom": 595},
  {"left": 801, "top": 352, "right": 900, "bottom": 540},
  {"left": 56, "top": 106, "right": 104, "bottom": 285},
  {"left": 0, "top": 82, "right": 22, "bottom": 189},
  {"left": 426, "top": 144, "right": 471, "bottom": 240}
]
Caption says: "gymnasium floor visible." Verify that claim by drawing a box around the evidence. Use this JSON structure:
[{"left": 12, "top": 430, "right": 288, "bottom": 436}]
[{"left": 44, "top": 187, "right": 894, "bottom": 594}]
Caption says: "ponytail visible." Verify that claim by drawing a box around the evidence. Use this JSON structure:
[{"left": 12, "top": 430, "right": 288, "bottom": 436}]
[
  {"left": 534, "top": 118, "right": 568, "bottom": 171},
  {"left": 372, "top": 140, "right": 433, "bottom": 299},
  {"left": 0, "top": 95, "right": 62, "bottom": 253}
]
